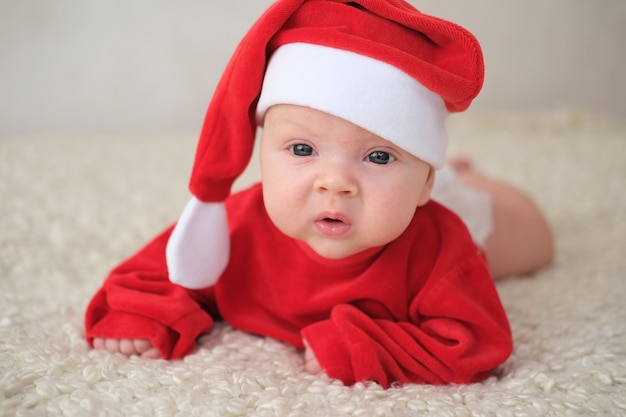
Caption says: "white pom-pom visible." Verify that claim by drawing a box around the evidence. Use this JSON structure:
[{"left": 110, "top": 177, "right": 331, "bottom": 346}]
[{"left": 166, "top": 197, "right": 230, "bottom": 289}]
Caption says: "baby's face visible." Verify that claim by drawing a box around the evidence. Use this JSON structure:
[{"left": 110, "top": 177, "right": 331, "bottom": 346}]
[{"left": 260, "top": 104, "right": 433, "bottom": 260}]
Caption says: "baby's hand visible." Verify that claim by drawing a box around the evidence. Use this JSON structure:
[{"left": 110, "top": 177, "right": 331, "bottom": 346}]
[
  {"left": 303, "top": 340, "right": 322, "bottom": 375},
  {"left": 92, "top": 338, "right": 161, "bottom": 359}
]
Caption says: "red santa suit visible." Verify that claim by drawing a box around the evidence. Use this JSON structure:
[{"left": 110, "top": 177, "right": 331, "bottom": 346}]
[
  {"left": 86, "top": 183, "right": 512, "bottom": 388},
  {"left": 86, "top": 0, "right": 513, "bottom": 388}
]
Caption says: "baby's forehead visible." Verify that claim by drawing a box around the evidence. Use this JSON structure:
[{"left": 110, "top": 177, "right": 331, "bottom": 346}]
[{"left": 262, "top": 104, "right": 421, "bottom": 155}]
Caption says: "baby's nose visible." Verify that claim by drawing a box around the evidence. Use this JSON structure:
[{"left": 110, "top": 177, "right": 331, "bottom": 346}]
[{"left": 313, "top": 163, "right": 358, "bottom": 197}]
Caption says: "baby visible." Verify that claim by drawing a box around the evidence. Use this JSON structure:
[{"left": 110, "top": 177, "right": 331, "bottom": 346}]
[{"left": 86, "top": 0, "right": 553, "bottom": 388}]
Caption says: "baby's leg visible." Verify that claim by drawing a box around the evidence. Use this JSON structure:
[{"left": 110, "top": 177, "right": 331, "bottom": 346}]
[
  {"left": 92, "top": 337, "right": 161, "bottom": 358},
  {"left": 453, "top": 159, "right": 554, "bottom": 279}
]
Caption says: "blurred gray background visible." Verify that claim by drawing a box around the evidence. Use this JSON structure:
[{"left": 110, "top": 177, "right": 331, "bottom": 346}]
[{"left": 2, "top": 0, "right": 625, "bottom": 138}]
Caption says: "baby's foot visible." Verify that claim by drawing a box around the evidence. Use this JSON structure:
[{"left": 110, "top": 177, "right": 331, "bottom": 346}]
[
  {"left": 92, "top": 338, "right": 161, "bottom": 359},
  {"left": 447, "top": 156, "right": 474, "bottom": 174}
]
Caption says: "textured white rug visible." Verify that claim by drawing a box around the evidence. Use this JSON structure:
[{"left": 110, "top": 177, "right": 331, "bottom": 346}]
[{"left": 1, "top": 109, "right": 625, "bottom": 416}]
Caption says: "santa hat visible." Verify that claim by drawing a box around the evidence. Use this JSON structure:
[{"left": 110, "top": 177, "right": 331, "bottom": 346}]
[{"left": 167, "top": 0, "right": 484, "bottom": 289}]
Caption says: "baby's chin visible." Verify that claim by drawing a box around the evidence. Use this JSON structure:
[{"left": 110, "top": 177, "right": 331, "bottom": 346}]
[
  {"left": 304, "top": 238, "right": 386, "bottom": 261},
  {"left": 275, "top": 222, "right": 392, "bottom": 260}
]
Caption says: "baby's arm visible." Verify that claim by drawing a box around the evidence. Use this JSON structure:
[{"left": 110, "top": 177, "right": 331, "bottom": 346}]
[
  {"left": 85, "top": 226, "right": 217, "bottom": 359},
  {"left": 301, "top": 255, "right": 512, "bottom": 387}
]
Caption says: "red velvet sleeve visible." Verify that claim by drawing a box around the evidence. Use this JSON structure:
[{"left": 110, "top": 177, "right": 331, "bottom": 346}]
[
  {"left": 85, "top": 226, "right": 216, "bottom": 359},
  {"left": 301, "top": 255, "right": 512, "bottom": 388}
]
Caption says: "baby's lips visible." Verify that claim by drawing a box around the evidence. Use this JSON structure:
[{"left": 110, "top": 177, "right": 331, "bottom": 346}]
[
  {"left": 314, "top": 214, "right": 352, "bottom": 237},
  {"left": 316, "top": 211, "right": 350, "bottom": 225}
]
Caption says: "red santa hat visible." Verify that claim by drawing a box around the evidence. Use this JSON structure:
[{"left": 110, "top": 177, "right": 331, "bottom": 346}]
[{"left": 167, "top": 0, "right": 484, "bottom": 289}]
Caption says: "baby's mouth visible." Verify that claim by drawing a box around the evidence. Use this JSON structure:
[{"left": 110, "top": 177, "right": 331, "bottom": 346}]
[
  {"left": 314, "top": 214, "right": 351, "bottom": 237},
  {"left": 323, "top": 217, "right": 343, "bottom": 223}
]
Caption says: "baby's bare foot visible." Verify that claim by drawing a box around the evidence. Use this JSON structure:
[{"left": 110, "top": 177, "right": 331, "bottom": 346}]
[
  {"left": 92, "top": 338, "right": 161, "bottom": 359},
  {"left": 447, "top": 156, "right": 474, "bottom": 174}
]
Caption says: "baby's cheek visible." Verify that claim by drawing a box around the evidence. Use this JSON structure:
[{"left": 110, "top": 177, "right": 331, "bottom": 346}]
[
  {"left": 371, "top": 205, "right": 415, "bottom": 243},
  {"left": 264, "top": 197, "right": 299, "bottom": 238}
]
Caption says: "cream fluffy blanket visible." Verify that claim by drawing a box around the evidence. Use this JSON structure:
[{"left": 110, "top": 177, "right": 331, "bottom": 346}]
[{"left": 2, "top": 109, "right": 625, "bottom": 416}]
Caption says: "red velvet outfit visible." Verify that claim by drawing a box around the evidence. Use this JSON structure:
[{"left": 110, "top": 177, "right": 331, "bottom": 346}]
[{"left": 86, "top": 184, "right": 512, "bottom": 388}]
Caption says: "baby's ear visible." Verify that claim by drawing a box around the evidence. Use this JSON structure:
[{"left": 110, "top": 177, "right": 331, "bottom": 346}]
[{"left": 416, "top": 167, "right": 435, "bottom": 207}]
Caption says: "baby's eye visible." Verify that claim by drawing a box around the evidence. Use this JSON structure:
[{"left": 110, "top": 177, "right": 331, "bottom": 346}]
[
  {"left": 290, "top": 143, "right": 314, "bottom": 156},
  {"left": 366, "top": 151, "right": 395, "bottom": 165}
]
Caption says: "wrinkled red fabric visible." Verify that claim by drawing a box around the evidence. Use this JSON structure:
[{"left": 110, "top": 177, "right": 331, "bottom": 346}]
[{"left": 86, "top": 184, "right": 511, "bottom": 387}]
